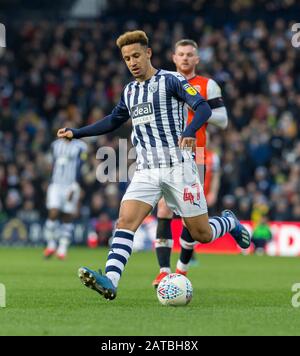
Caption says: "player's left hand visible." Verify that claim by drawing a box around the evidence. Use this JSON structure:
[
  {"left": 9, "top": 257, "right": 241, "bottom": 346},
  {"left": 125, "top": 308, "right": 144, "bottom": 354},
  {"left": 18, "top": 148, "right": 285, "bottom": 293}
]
[{"left": 178, "top": 137, "right": 196, "bottom": 151}]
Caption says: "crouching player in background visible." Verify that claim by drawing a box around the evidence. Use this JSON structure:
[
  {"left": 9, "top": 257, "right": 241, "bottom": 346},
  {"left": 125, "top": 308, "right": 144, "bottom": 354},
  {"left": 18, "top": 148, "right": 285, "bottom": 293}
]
[
  {"left": 153, "top": 39, "right": 228, "bottom": 287},
  {"left": 44, "top": 122, "right": 88, "bottom": 260}
]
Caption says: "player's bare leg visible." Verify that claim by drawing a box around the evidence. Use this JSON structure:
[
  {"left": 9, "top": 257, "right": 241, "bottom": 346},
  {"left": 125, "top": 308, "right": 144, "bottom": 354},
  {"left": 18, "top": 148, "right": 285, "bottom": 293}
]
[
  {"left": 79, "top": 200, "right": 153, "bottom": 300},
  {"left": 116, "top": 199, "right": 154, "bottom": 231},
  {"left": 183, "top": 211, "right": 251, "bottom": 248},
  {"left": 183, "top": 213, "right": 213, "bottom": 243},
  {"left": 43, "top": 208, "right": 60, "bottom": 258}
]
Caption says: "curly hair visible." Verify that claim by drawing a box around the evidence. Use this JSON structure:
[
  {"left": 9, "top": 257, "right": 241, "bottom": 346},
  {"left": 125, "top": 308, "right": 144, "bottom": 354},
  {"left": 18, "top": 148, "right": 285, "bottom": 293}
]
[{"left": 116, "top": 30, "right": 149, "bottom": 49}]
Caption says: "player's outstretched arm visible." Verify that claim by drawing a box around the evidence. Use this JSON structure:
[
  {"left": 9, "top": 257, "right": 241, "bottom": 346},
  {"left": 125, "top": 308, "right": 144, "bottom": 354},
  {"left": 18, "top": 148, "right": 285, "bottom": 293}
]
[{"left": 57, "top": 99, "right": 130, "bottom": 139}]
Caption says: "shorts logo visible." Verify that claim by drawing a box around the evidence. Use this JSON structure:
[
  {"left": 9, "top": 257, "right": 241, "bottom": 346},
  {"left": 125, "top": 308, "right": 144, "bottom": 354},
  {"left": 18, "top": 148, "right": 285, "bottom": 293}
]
[
  {"left": 131, "top": 102, "right": 155, "bottom": 125},
  {"left": 183, "top": 183, "right": 201, "bottom": 208},
  {"left": 183, "top": 83, "right": 197, "bottom": 96}
]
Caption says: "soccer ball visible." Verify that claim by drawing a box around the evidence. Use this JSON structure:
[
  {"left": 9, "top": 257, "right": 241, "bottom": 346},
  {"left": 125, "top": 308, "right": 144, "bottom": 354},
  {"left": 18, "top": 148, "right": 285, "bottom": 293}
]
[{"left": 157, "top": 273, "right": 193, "bottom": 306}]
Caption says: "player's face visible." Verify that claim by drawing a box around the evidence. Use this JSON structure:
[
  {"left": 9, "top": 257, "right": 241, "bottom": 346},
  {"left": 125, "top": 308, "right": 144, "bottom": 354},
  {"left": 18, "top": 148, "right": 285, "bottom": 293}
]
[
  {"left": 121, "top": 43, "right": 152, "bottom": 80},
  {"left": 173, "top": 45, "right": 199, "bottom": 75}
]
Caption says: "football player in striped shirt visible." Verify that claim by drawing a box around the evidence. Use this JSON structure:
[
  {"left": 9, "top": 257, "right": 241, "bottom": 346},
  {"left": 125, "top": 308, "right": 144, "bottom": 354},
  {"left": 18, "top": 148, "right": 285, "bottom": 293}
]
[
  {"left": 44, "top": 122, "right": 88, "bottom": 260},
  {"left": 152, "top": 39, "right": 228, "bottom": 287},
  {"left": 57, "top": 30, "right": 251, "bottom": 301}
]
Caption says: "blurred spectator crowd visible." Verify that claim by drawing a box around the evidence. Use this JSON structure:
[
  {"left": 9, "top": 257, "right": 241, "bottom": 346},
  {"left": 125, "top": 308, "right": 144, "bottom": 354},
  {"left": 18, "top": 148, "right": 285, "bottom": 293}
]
[{"left": 1, "top": 0, "right": 300, "bottom": 228}]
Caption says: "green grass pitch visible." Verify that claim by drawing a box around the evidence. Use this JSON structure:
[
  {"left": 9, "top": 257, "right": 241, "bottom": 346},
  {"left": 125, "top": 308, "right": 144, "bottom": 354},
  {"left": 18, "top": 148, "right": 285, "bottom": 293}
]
[{"left": 0, "top": 247, "right": 299, "bottom": 336}]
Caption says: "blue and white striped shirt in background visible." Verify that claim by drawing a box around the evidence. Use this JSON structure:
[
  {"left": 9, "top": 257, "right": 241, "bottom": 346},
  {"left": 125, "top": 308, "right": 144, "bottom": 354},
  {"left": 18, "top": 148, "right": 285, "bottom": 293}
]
[{"left": 50, "top": 139, "right": 88, "bottom": 185}]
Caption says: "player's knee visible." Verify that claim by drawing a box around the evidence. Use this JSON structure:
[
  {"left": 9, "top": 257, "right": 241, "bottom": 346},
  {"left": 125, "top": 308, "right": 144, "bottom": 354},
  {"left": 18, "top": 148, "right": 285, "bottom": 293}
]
[
  {"left": 116, "top": 215, "right": 137, "bottom": 231},
  {"left": 189, "top": 228, "right": 212, "bottom": 244},
  {"left": 199, "top": 231, "right": 213, "bottom": 244}
]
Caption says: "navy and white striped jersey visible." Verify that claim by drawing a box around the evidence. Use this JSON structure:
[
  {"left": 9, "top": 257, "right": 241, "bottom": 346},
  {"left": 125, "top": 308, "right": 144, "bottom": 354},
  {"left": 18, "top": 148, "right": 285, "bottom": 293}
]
[
  {"left": 50, "top": 139, "right": 88, "bottom": 185},
  {"left": 114, "top": 69, "right": 206, "bottom": 169}
]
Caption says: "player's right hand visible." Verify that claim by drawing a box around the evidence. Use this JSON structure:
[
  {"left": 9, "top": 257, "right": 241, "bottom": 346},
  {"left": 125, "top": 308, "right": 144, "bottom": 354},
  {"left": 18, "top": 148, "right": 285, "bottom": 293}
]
[{"left": 57, "top": 128, "right": 73, "bottom": 139}]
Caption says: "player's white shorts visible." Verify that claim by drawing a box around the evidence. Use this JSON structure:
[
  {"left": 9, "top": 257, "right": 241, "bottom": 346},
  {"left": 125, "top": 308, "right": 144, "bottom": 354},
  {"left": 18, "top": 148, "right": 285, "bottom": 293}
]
[
  {"left": 46, "top": 182, "right": 80, "bottom": 214},
  {"left": 122, "top": 160, "right": 208, "bottom": 217}
]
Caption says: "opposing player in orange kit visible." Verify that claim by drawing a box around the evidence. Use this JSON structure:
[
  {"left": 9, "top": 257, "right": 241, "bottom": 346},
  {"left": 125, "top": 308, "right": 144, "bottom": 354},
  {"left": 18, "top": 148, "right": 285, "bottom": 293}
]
[{"left": 153, "top": 39, "right": 228, "bottom": 287}]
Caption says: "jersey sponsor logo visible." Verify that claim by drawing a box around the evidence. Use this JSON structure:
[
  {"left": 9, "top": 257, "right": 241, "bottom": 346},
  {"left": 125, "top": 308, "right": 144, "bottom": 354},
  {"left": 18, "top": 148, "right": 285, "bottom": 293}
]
[
  {"left": 131, "top": 102, "right": 155, "bottom": 125},
  {"left": 183, "top": 83, "right": 198, "bottom": 96}
]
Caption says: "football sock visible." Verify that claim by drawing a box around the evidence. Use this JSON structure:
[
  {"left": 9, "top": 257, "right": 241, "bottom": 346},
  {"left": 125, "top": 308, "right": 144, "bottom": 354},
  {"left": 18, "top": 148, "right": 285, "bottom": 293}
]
[
  {"left": 44, "top": 219, "right": 59, "bottom": 250},
  {"left": 209, "top": 216, "right": 236, "bottom": 241},
  {"left": 154, "top": 218, "right": 173, "bottom": 271},
  {"left": 178, "top": 226, "right": 196, "bottom": 269},
  {"left": 176, "top": 260, "right": 189, "bottom": 273},
  {"left": 105, "top": 229, "right": 134, "bottom": 288},
  {"left": 57, "top": 223, "right": 74, "bottom": 256}
]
